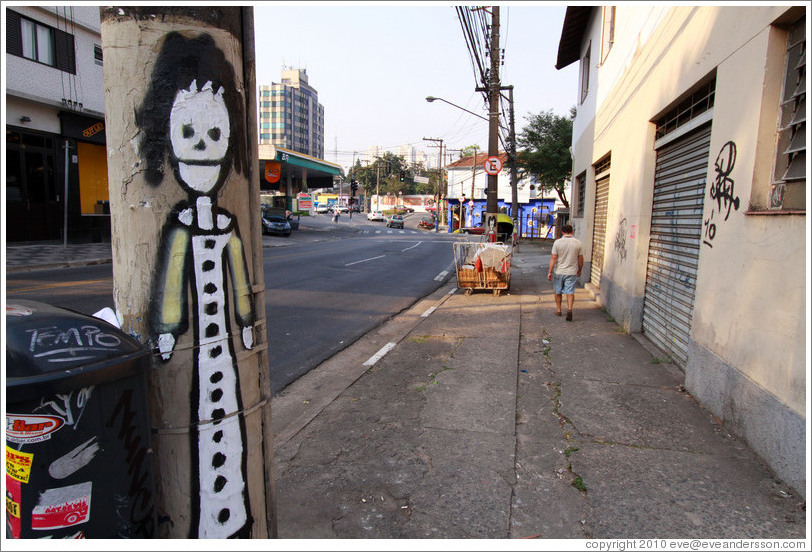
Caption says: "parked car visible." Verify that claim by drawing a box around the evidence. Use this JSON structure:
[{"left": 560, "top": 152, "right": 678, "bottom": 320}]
[
  {"left": 457, "top": 222, "right": 485, "bottom": 235},
  {"left": 330, "top": 204, "right": 349, "bottom": 213},
  {"left": 262, "top": 214, "right": 291, "bottom": 236},
  {"left": 315, "top": 203, "right": 330, "bottom": 214},
  {"left": 386, "top": 214, "right": 405, "bottom": 229},
  {"left": 417, "top": 216, "right": 436, "bottom": 230},
  {"left": 394, "top": 205, "right": 414, "bottom": 213},
  {"left": 367, "top": 210, "right": 385, "bottom": 222}
]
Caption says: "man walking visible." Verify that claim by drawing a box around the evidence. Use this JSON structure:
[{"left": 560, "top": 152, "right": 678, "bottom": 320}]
[{"left": 547, "top": 223, "right": 584, "bottom": 321}]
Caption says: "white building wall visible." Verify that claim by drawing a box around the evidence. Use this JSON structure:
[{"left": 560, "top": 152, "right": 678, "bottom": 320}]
[
  {"left": 6, "top": 6, "right": 104, "bottom": 117},
  {"left": 565, "top": 4, "right": 807, "bottom": 498}
]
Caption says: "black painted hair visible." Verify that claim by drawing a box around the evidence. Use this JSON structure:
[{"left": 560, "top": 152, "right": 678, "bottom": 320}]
[{"left": 135, "top": 31, "right": 246, "bottom": 187}]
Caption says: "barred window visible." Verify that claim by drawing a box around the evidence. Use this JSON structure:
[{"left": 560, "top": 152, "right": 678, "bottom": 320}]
[
  {"left": 575, "top": 172, "right": 586, "bottom": 218},
  {"left": 770, "top": 16, "right": 806, "bottom": 210},
  {"left": 655, "top": 78, "right": 715, "bottom": 141}
]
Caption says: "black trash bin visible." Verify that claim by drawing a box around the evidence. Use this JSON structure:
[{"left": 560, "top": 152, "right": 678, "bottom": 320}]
[{"left": 5, "top": 300, "right": 156, "bottom": 539}]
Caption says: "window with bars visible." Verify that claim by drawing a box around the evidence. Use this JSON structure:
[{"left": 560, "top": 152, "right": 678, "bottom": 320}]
[
  {"left": 575, "top": 172, "right": 586, "bottom": 218},
  {"left": 770, "top": 16, "right": 806, "bottom": 211},
  {"left": 654, "top": 78, "right": 716, "bottom": 140}
]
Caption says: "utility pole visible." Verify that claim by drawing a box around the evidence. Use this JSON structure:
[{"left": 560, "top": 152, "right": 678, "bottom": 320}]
[
  {"left": 470, "top": 145, "right": 478, "bottom": 227},
  {"left": 506, "top": 85, "right": 519, "bottom": 233},
  {"left": 423, "top": 137, "right": 444, "bottom": 231},
  {"left": 446, "top": 148, "right": 463, "bottom": 230},
  {"left": 100, "top": 7, "right": 275, "bottom": 538},
  {"left": 486, "top": 5, "right": 501, "bottom": 218}
]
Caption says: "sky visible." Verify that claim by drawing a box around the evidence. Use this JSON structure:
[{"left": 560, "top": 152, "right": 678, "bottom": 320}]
[{"left": 252, "top": 2, "right": 579, "bottom": 172}]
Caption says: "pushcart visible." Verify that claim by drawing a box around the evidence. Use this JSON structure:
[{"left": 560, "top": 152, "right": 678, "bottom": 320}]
[{"left": 453, "top": 241, "right": 513, "bottom": 296}]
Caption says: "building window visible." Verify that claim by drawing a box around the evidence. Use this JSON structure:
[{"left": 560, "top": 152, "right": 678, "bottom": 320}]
[
  {"left": 601, "top": 6, "right": 615, "bottom": 63},
  {"left": 94, "top": 44, "right": 103, "bottom": 66},
  {"left": 771, "top": 16, "right": 806, "bottom": 210},
  {"left": 580, "top": 41, "right": 591, "bottom": 104},
  {"left": 6, "top": 10, "right": 75, "bottom": 74},
  {"left": 654, "top": 78, "right": 715, "bottom": 141},
  {"left": 22, "top": 17, "right": 54, "bottom": 65},
  {"left": 575, "top": 172, "right": 587, "bottom": 218}
]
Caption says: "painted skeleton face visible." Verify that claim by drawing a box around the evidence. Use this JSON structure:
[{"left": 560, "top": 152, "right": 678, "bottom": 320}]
[{"left": 169, "top": 80, "right": 230, "bottom": 193}]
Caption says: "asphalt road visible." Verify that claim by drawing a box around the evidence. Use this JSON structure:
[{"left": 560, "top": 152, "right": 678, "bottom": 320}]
[{"left": 5, "top": 212, "right": 458, "bottom": 393}]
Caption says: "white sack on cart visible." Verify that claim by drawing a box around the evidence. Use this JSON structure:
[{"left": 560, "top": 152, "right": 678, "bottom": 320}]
[{"left": 474, "top": 243, "right": 511, "bottom": 271}]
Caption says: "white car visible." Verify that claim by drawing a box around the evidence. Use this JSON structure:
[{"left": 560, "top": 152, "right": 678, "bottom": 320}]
[
  {"left": 367, "top": 210, "right": 385, "bottom": 222},
  {"left": 315, "top": 203, "right": 330, "bottom": 214}
]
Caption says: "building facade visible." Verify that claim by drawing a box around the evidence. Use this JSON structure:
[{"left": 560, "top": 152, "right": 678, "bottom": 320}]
[
  {"left": 557, "top": 6, "right": 806, "bottom": 497},
  {"left": 6, "top": 6, "right": 110, "bottom": 243},
  {"left": 258, "top": 68, "right": 324, "bottom": 159}
]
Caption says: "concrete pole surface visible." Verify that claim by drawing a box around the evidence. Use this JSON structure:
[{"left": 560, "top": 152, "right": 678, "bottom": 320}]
[
  {"left": 486, "top": 5, "right": 500, "bottom": 217},
  {"left": 100, "top": 6, "right": 274, "bottom": 538}
]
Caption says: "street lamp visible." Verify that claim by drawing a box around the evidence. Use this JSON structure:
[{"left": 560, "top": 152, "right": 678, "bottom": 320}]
[{"left": 425, "top": 96, "right": 488, "bottom": 122}]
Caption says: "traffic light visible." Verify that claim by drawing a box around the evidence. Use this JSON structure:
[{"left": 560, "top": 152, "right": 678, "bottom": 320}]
[
  {"left": 400, "top": 170, "right": 405, "bottom": 182},
  {"left": 351, "top": 180, "right": 358, "bottom": 195}
]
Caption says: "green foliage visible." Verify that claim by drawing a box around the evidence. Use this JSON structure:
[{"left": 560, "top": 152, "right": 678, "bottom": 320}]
[
  {"left": 517, "top": 107, "right": 575, "bottom": 207},
  {"left": 350, "top": 152, "right": 435, "bottom": 197}
]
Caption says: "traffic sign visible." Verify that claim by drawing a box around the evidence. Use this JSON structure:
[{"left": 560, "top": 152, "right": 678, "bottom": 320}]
[{"left": 484, "top": 156, "right": 502, "bottom": 175}]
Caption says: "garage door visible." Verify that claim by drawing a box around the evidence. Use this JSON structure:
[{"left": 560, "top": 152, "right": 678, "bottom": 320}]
[
  {"left": 590, "top": 175, "right": 610, "bottom": 288},
  {"left": 642, "top": 124, "right": 711, "bottom": 367}
]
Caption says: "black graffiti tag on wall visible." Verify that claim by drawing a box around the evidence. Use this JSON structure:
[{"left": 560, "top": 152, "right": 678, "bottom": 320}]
[
  {"left": 106, "top": 389, "right": 156, "bottom": 538},
  {"left": 614, "top": 217, "right": 628, "bottom": 262},
  {"left": 703, "top": 141, "right": 740, "bottom": 248}
]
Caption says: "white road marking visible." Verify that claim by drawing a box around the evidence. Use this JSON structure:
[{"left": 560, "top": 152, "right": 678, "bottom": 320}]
[
  {"left": 402, "top": 242, "right": 422, "bottom": 252},
  {"left": 421, "top": 306, "right": 437, "bottom": 317},
  {"left": 345, "top": 255, "right": 386, "bottom": 266},
  {"left": 434, "top": 270, "right": 449, "bottom": 281},
  {"left": 363, "top": 342, "right": 397, "bottom": 366}
]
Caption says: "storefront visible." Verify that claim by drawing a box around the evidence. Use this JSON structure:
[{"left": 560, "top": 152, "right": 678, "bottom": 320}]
[{"left": 5, "top": 112, "right": 110, "bottom": 244}]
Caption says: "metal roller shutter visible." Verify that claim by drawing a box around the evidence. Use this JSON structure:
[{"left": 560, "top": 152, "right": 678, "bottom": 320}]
[
  {"left": 590, "top": 176, "right": 610, "bottom": 287},
  {"left": 642, "top": 124, "right": 711, "bottom": 367}
]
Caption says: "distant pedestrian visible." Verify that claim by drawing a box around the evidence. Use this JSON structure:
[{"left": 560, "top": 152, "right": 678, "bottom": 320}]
[
  {"left": 332, "top": 208, "right": 339, "bottom": 223},
  {"left": 547, "top": 223, "right": 584, "bottom": 321}
]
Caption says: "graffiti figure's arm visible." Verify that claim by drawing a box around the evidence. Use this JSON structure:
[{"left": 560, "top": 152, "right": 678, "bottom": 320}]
[
  {"left": 227, "top": 232, "right": 255, "bottom": 350},
  {"left": 153, "top": 225, "right": 191, "bottom": 360}
]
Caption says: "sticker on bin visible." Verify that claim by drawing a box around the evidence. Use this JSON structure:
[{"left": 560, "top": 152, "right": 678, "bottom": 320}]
[
  {"left": 32, "top": 481, "right": 91, "bottom": 531},
  {"left": 6, "top": 304, "right": 33, "bottom": 316},
  {"left": 6, "top": 446, "right": 34, "bottom": 483},
  {"left": 6, "top": 476, "right": 22, "bottom": 538},
  {"left": 6, "top": 414, "right": 66, "bottom": 444}
]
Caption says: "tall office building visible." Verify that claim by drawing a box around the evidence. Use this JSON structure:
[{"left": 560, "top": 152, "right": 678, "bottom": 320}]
[
  {"left": 259, "top": 67, "right": 324, "bottom": 158},
  {"left": 396, "top": 144, "right": 416, "bottom": 166}
]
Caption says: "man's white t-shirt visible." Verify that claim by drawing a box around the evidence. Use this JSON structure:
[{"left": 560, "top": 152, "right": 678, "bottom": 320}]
[{"left": 551, "top": 235, "right": 584, "bottom": 276}]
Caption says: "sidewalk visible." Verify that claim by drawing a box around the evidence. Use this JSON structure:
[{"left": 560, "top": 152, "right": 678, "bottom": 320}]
[{"left": 270, "top": 241, "right": 806, "bottom": 541}]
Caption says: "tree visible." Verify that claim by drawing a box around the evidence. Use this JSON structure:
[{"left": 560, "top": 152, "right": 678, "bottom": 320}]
[
  {"left": 461, "top": 144, "right": 482, "bottom": 159},
  {"left": 517, "top": 107, "right": 575, "bottom": 208}
]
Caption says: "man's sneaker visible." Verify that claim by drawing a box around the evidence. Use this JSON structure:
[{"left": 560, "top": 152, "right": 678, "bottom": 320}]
[{"left": 566, "top": 310, "right": 573, "bottom": 321}]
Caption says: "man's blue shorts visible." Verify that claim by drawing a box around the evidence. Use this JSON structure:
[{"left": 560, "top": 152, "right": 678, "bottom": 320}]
[{"left": 553, "top": 273, "right": 578, "bottom": 295}]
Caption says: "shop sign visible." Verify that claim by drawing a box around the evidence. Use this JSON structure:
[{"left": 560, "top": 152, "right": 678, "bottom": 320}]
[{"left": 265, "top": 161, "right": 281, "bottom": 183}]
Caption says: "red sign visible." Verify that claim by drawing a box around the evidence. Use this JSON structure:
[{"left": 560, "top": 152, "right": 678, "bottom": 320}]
[
  {"left": 265, "top": 161, "right": 281, "bottom": 184},
  {"left": 484, "top": 156, "right": 502, "bottom": 175}
]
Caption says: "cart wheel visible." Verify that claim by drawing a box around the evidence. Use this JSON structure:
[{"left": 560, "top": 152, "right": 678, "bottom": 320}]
[
  {"left": 493, "top": 289, "right": 501, "bottom": 296},
  {"left": 465, "top": 288, "right": 473, "bottom": 296}
]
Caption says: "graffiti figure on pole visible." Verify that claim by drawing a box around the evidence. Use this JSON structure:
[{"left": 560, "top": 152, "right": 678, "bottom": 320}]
[{"left": 136, "top": 32, "right": 253, "bottom": 538}]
